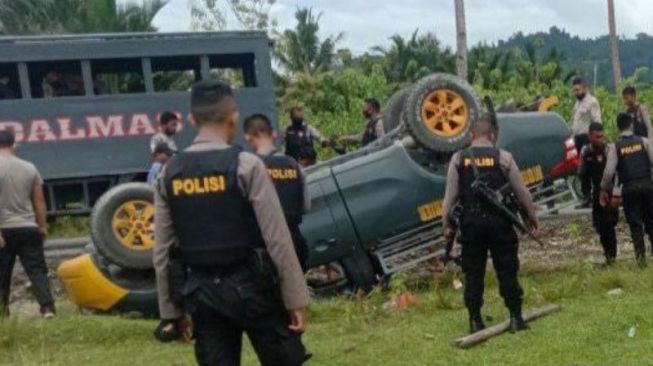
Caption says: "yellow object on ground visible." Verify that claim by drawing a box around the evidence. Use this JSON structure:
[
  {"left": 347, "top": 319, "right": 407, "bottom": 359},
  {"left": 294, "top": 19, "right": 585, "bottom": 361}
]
[{"left": 57, "top": 254, "right": 128, "bottom": 311}]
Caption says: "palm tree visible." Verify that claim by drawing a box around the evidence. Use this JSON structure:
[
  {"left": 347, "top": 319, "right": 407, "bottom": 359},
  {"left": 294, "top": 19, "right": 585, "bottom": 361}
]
[
  {"left": 274, "top": 7, "right": 343, "bottom": 75},
  {"left": 468, "top": 45, "right": 514, "bottom": 90},
  {"left": 607, "top": 0, "right": 622, "bottom": 87},
  {"left": 0, "top": 0, "right": 167, "bottom": 35},
  {"left": 373, "top": 29, "right": 455, "bottom": 85}
]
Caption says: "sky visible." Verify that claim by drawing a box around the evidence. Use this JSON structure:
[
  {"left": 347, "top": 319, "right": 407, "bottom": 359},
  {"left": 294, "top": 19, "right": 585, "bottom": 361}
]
[{"left": 152, "top": 0, "right": 653, "bottom": 54}]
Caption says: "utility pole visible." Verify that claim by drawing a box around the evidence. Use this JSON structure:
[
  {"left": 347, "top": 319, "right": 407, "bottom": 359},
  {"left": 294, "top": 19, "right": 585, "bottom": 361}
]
[
  {"left": 607, "top": 0, "right": 622, "bottom": 87},
  {"left": 454, "top": 0, "right": 468, "bottom": 80}
]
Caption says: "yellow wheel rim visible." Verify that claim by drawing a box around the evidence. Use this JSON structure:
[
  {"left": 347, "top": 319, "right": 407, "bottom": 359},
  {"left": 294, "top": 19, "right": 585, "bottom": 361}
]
[
  {"left": 111, "top": 200, "right": 155, "bottom": 251},
  {"left": 421, "top": 89, "right": 469, "bottom": 137}
]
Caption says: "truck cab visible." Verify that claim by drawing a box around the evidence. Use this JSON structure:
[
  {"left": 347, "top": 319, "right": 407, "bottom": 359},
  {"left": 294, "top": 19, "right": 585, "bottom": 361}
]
[{"left": 302, "top": 112, "right": 578, "bottom": 289}]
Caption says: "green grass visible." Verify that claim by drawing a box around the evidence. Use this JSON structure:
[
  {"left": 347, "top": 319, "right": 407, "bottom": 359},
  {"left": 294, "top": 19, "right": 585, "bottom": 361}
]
[
  {"left": 3, "top": 260, "right": 653, "bottom": 366},
  {"left": 48, "top": 216, "right": 89, "bottom": 239}
]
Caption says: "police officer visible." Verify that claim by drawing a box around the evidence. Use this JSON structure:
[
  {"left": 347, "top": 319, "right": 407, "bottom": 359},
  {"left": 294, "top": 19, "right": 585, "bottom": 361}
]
[
  {"left": 442, "top": 115, "right": 538, "bottom": 334},
  {"left": 579, "top": 123, "right": 620, "bottom": 265},
  {"left": 623, "top": 86, "right": 652, "bottom": 140},
  {"left": 601, "top": 113, "right": 653, "bottom": 267},
  {"left": 339, "top": 98, "right": 385, "bottom": 147},
  {"left": 284, "top": 107, "right": 327, "bottom": 165},
  {"left": 153, "top": 81, "right": 310, "bottom": 366},
  {"left": 244, "top": 113, "right": 310, "bottom": 271}
]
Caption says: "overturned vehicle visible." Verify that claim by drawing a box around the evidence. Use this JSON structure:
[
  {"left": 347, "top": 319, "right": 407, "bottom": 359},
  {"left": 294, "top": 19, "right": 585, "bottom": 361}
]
[{"left": 58, "top": 73, "right": 580, "bottom": 315}]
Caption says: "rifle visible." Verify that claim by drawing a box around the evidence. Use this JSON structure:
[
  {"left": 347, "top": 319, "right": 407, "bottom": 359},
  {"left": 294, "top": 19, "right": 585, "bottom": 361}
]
[
  {"left": 464, "top": 96, "right": 544, "bottom": 247},
  {"left": 470, "top": 178, "right": 545, "bottom": 247}
]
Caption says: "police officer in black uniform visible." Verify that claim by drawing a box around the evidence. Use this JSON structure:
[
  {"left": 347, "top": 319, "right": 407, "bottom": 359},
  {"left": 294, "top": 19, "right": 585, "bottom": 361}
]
[
  {"left": 244, "top": 113, "right": 310, "bottom": 271},
  {"left": 284, "top": 107, "right": 327, "bottom": 166},
  {"left": 153, "top": 81, "right": 310, "bottom": 366},
  {"left": 339, "top": 98, "right": 386, "bottom": 147},
  {"left": 442, "top": 115, "right": 539, "bottom": 334},
  {"left": 601, "top": 113, "right": 653, "bottom": 266},
  {"left": 579, "top": 123, "right": 620, "bottom": 264},
  {"left": 623, "top": 86, "right": 652, "bottom": 140}
]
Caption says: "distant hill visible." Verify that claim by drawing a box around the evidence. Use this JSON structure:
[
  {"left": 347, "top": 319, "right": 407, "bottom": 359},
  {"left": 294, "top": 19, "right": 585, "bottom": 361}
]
[{"left": 494, "top": 26, "right": 653, "bottom": 89}]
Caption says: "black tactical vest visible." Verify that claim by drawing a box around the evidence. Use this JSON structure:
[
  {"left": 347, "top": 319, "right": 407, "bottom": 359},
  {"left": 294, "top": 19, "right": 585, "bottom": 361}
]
[
  {"left": 616, "top": 135, "right": 651, "bottom": 186},
  {"left": 361, "top": 117, "right": 381, "bottom": 146},
  {"left": 163, "top": 146, "right": 265, "bottom": 269},
  {"left": 261, "top": 153, "right": 304, "bottom": 227},
  {"left": 581, "top": 145, "right": 608, "bottom": 200},
  {"left": 457, "top": 147, "right": 507, "bottom": 215},
  {"left": 628, "top": 106, "right": 649, "bottom": 138},
  {"left": 285, "top": 123, "right": 315, "bottom": 160}
]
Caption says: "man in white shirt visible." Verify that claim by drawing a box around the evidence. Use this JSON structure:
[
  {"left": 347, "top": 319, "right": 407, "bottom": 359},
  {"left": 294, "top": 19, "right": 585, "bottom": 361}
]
[{"left": 571, "top": 77, "right": 602, "bottom": 152}]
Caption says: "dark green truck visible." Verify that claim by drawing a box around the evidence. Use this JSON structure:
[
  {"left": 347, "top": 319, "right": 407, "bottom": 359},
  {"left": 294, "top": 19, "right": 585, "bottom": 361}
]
[{"left": 54, "top": 48, "right": 578, "bottom": 313}]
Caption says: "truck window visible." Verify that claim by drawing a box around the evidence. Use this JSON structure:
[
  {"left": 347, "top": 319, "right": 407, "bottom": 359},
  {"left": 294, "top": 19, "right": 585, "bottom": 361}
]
[
  {"left": 91, "top": 58, "right": 145, "bottom": 95},
  {"left": 208, "top": 53, "right": 257, "bottom": 88},
  {"left": 151, "top": 56, "right": 201, "bottom": 93},
  {"left": 0, "top": 63, "right": 20, "bottom": 100},
  {"left": 28, "top": 60, "right": 84, "bottom": 98}
]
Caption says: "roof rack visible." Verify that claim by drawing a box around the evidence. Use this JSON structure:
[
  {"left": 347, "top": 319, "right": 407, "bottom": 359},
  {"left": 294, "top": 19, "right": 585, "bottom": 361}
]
[{"left": 0, "top": 31, "right": 268, "bottom": 44}]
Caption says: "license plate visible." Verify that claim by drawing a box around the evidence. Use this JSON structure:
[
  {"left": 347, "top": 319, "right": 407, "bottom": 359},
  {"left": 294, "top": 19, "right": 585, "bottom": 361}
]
[
  {"left": 521, "top": 165, "right": 544, "bottom": 186},
  {"left": 417, "top": 200, "right": 443, "bottom": 222}
]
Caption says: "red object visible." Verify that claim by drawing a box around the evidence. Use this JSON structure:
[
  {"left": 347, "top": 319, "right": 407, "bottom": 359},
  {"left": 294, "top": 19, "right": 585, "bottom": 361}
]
[{"left": 550, "top": 135, "right": 580, "bottom": 179}]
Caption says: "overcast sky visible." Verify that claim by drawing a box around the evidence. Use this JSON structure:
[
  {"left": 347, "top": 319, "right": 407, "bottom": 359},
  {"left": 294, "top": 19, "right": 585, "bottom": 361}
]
[{"left": 152, "top": 0, "right": 653, "bottom": 53}]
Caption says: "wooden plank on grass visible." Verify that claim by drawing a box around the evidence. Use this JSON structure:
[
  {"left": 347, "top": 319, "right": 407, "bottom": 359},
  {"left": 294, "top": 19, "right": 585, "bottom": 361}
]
[{"left": 452, "top": 304, "right": 561, "bottom": 349}]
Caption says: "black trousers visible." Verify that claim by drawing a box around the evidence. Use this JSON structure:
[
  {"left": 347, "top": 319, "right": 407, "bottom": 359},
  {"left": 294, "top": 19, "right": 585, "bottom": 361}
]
[
  {"left": 0, "top": 227, "right": 54, "bottom": 311},
  {"left": 186, "top": 265, "right": 306, "bottom": 366},
  {"left": 575, "top": 134, "right": 592, "bottom": 201},
  {"left": 592, "top": 200, "right": 619, "bottom": 261},
  {"left": 622, "top": 183, "right": 653, "bottom": 260},
  {"left": 290, "top": 227, "right": 309, "bottom": 273},
  {"left": 460, "top": 214, "right": 523, "bottom": 311}
]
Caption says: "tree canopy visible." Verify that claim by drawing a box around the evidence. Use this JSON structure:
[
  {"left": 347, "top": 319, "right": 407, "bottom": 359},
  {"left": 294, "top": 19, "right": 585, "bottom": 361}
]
[{"left": 0, "top": 0, "right": 166, "bottom": 35}]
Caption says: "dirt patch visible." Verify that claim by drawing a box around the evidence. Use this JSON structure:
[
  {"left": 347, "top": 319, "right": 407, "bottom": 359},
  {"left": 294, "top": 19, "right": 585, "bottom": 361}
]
[
  {"left": 520, "top": 216, "right": 635, "bottom": 264},
  {"left": 6, "top": 215, "right": 639, "bottom": 313},
  {"left": 7, "top": 258, "right": 67, "bottom": 316}
]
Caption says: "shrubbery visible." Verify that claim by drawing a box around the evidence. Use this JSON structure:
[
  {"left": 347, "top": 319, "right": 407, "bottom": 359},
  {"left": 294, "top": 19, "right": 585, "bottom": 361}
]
[{"left": 280, "top": 66, "right": 653, "bottom": 148}]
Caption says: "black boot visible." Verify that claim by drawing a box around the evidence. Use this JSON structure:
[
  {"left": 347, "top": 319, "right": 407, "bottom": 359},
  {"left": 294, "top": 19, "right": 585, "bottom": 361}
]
[
  {"left": 468, "top": 309, "right": 485, "bottom": 334},
  {"left": 508, "top": 305, "right": 529, "bottom": 333}
]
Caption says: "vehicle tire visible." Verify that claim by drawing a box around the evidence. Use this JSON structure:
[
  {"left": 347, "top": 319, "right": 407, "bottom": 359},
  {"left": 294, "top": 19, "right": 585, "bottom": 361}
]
[
  {"left": 403, "top": 73, "right": 480, "bottom": 153},
  {"left": 383, "top": 87, "right": 412, "bottom": 133},
  {"left": 91, "top": 183, "right": 155, "bottom": 270}
]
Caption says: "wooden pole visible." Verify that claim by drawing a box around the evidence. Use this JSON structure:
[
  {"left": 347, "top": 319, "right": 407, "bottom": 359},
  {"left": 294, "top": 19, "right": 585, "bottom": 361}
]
[
  {"left": 452, "top": 304, "right": 562, "bottom": 349},
  {"left": 454, "top": 0, "right": 468, "bottom": 80},
  {"left": 607, "top": 0, "right": 622, "bottom": 87}
]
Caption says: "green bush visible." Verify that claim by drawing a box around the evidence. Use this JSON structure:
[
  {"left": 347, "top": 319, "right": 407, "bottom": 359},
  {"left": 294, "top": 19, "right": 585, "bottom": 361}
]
[{"left": 279, "top": 66, "right": 653, "bottom": 162}]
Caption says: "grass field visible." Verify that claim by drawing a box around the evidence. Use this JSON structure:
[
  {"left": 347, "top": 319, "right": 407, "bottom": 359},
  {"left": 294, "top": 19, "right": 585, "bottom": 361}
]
[{"left": 2, "top": 259, "right": 653, "bottom": 366}]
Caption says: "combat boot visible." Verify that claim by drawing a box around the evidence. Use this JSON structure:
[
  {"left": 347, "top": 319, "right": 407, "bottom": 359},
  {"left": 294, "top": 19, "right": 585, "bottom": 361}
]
[
  {"left": 468, "top": 309, "right": 485, "bottom": 334},
  {"left": 508, "top": 305, "right": 529, "bottom": 333}
]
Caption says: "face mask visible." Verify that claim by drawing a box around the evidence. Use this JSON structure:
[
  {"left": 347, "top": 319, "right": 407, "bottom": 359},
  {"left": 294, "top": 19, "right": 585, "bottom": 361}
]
[
  {"left": 575, "top": 93, "right": 586, "bottom": 101},
  {"left": 363, "top": 111, "right": 372, "bottom": 119},
  {"left": 292, "top": 117, "right": 303, "bottom": 125}
]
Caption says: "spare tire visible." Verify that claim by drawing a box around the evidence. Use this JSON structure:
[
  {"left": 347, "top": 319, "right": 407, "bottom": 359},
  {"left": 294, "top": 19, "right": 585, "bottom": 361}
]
[
  {"left": 403, "top": 73, "right": 480, "bottom": 153},
  {"left": 383, "top": 87, "right": 412, "bottom": 133},
  {"left": 91, "top": 183, "right": 155, "bottom": 270}
]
